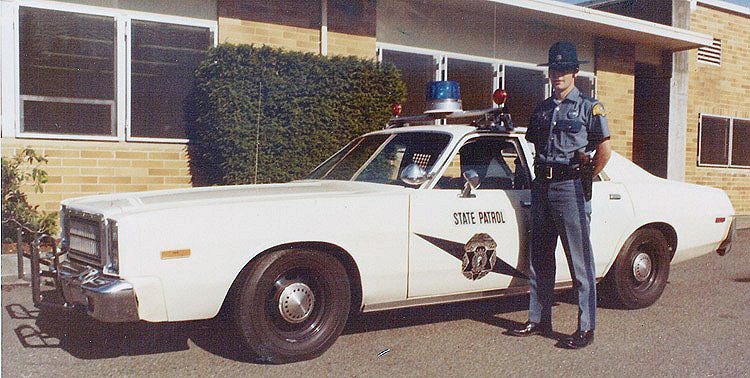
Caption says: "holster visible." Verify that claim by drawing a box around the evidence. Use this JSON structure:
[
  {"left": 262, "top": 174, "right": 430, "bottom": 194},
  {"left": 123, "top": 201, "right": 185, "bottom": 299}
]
[
  {"left": 575, "top": 151, "right": 594, "bottom": 201},
  {"left": 582, "top": 174, "right": 593, "bottom": 202}
]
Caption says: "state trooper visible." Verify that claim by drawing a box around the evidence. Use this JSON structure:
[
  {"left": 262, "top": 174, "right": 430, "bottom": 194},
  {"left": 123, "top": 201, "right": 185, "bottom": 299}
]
[{"left": 510, "top": 41, "right": 611, "bottom": 349}]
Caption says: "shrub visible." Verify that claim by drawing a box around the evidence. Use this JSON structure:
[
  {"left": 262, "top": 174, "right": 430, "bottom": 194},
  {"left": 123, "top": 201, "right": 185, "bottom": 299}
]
[
  {"left": 2, "top": 148, "right": 58, "bottom": 242},
  {"left": 188, "top": 44, "right": 405, "bottom": 185}
]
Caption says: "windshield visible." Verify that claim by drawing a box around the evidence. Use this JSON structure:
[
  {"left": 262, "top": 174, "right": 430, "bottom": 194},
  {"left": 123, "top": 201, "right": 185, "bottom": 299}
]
[{"left": 307, "top": 132, "right": 452, "bottom": 187}]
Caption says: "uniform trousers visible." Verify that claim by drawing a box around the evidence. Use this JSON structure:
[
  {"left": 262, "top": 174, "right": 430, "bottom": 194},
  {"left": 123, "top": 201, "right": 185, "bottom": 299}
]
[{"left": 528, "top": 177, "right": 596, "bottom": 332}]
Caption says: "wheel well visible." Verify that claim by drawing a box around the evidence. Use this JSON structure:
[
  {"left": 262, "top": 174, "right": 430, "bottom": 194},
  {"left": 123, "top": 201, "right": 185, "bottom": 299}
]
[
  {"left": 637, "top": 223, "right": 678, "bottom": 260},
  {"left": 223, "top": 242, "right": 364, "bottom": 317}
]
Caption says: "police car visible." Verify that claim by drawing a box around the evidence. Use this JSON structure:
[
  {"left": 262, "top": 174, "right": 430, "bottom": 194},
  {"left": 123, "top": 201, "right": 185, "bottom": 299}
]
[{"left": 36, "top": 81, "right": 736, "bottom": 363}]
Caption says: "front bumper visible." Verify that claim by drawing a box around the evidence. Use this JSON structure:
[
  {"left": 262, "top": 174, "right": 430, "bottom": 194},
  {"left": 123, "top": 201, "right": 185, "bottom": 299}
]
[{"left": 58, "top": 260, "right": 139, "bottom": 322}]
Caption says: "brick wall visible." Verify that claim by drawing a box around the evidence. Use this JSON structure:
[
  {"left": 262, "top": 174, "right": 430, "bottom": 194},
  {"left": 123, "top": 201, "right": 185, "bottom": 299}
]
[
  {"left": 218, "top": 17, "right": 321, "bottom": 53},
  {"left": 327, "top": 31, "right": 376, "bottom": 59},
  {"left": 595, "top": 40, "right": 635, "bottom": 160},
  {"left": 687, "top": 5, "right": 750, "bottom": 214},
  {"left": 1, "top": 139, "right": 191, "bottom": 212},
  {"left": 218, "top": 17, "right": 375, "bottom": 59}
]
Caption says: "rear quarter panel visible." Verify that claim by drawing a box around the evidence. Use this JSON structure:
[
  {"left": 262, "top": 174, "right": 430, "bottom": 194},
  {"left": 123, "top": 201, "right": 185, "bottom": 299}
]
[{"left": 620, "top": 179, "right": 733, "bottom": 264}]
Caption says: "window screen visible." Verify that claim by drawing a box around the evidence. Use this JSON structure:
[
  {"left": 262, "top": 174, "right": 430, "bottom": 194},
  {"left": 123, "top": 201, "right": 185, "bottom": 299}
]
[
  {"left": 731, "top": 118, "right": 750, "bottom": 167},
  {"left": 382, "top": 50, "right": 434, "bottom": 118},
  {"left": 446, "top": 58, "right": 493, "bottom": 124},
  {"left": 699, "top": 115, "right": 730, "bottom": 165},
  {"left": 575, "top": 76, "right": 595, "bottom": 98},
  {"left": 504, "top": 66, "right": 546, "bottom": 129},
  {"left": 130, "top": 20, "right": 212, "bottom": 139},
  {"left": 19, "top": 7, "right": 116, "bottom": 135}
]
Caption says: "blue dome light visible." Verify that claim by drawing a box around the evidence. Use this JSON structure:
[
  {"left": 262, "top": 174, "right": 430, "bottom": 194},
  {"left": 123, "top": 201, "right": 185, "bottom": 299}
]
[{"left": 424, "top": 81, "right": 463, "bottom": 114}]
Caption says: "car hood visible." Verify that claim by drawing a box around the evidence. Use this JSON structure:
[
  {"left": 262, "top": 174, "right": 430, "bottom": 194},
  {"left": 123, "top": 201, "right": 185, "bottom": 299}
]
[{"left": 61, "top": 180, "right": 406, "bottom": 219}]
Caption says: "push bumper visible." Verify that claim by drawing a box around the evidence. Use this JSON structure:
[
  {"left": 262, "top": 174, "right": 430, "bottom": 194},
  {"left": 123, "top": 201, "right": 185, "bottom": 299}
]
[
  {"left": 716, "top": 217, "right": 736, "bottom": 256},
  {"left": 58, "top": 260, "right": 140, "bottom": 322}
]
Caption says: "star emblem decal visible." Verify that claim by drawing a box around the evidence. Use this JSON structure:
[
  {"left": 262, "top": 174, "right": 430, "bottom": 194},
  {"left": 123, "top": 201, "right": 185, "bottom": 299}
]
[{"left": 414, "top": 233, "right": 528, "bottom": 280}]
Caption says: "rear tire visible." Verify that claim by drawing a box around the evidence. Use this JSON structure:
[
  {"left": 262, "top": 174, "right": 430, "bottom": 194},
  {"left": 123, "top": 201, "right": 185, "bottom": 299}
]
[
  {"left": 232, "top": 249, "right": 351, "bottom": 363},
  {"left": 603, "top": 229, "right": 670, "bottom": 309}
]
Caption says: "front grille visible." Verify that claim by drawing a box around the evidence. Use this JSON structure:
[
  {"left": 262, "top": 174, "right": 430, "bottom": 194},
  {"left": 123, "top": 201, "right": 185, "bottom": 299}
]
[{"left": 64, "top": 210, "right": 104, "bottom": 266}]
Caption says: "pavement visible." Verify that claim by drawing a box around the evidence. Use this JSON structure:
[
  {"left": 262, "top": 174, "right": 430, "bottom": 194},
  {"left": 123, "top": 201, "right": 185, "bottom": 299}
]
[{"left": 2, "top": 230, "right": 749, "bottom": 377}]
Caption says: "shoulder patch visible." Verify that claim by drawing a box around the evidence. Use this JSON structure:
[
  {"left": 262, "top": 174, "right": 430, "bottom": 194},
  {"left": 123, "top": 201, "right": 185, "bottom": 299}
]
[{"left": 592, "top": 103, "right": 606, "bottom": 117}]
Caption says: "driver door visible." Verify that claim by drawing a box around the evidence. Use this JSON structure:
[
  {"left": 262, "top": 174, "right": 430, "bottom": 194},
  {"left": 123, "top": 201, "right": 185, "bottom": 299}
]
[{"left": 407, "top": 135, "right": 531, "bottom": 298}]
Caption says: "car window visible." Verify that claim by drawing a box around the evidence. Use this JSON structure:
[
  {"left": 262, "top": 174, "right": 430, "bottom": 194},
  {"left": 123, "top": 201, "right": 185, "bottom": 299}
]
[
  {"left": 354, "top": 132, "right": 451, "bottom": 186},
  {"left": 435, "top": 136, "right": 530, "bottom": 190},
  {"left": 307, "top": 132, "right": 451, "bottom": 187}
]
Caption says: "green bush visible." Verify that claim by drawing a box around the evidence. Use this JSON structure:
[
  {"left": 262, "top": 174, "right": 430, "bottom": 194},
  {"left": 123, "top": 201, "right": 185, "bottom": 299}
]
[
  {"left": 2, "top": 148, "right": 58, "bottom": 242},
  {"left": 188, "top": 44, "right": 405, "bottom": 185}
]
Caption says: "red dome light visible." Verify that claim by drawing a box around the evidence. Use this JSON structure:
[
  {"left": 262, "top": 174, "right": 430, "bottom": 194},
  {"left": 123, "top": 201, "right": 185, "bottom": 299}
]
[
  {"left": 492, "top": 89, "right": 507, "bottom": 105},
  {"left": 391, "top": 102, "right": 403, "bottom": 116}
]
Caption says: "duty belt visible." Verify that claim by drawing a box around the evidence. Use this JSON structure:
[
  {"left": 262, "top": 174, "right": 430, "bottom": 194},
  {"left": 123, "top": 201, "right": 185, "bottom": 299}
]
[{"left": 534, "top": 163, "right": 581, "bottom": 182}]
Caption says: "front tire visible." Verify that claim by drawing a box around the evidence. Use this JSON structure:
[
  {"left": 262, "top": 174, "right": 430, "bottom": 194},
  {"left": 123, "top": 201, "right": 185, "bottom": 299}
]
[
  {"left": 603, "top": 228, "right": 670, "bottom": 309},
  {"left": 232, "top": 249, "right": 351, "bottom": 363}
]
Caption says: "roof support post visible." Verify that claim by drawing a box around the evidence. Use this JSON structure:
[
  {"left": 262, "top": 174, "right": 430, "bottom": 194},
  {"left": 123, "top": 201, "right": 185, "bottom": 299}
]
[{"left": 666, "top": 0, "right": 691, "bottom": 182}]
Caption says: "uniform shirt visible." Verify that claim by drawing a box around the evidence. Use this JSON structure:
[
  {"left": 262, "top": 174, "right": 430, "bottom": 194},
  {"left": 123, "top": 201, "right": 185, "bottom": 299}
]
[{"left": 525, "top": 86, "right": 610, "bottom": 166}]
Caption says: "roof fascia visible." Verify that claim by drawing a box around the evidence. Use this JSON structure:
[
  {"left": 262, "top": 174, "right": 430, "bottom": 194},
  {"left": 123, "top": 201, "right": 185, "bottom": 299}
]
[
  {"left": 697, "top": 0, "right": 750, "bottom": 16},
  {"left": 487, "top": 0, "right": 713, "bottom": 50}
]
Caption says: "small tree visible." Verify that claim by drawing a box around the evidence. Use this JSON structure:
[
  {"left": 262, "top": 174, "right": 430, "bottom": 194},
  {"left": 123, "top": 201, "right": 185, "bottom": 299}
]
[{"left": 2, "top": 148, "right": 58, "bottom": 243}]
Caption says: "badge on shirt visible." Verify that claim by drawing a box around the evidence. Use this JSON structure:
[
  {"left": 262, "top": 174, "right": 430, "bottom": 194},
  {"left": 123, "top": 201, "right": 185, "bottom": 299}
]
[
  {"left": 592, "top": 103, "right": 606, "bottom": 116},
  {"left": 567, "top": 110, "right": 579, "bottom": 119}
]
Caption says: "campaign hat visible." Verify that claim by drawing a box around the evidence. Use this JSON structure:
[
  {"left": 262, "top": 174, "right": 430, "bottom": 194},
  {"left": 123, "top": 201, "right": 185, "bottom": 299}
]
[{"left": 538, "top": 41, "right": 588, "bottom": 68}]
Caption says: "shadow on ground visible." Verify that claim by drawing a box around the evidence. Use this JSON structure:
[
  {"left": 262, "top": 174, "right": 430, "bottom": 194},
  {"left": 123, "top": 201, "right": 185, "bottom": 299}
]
[{"left": 6, "top": 288, "right": 594, "bottom": 363}]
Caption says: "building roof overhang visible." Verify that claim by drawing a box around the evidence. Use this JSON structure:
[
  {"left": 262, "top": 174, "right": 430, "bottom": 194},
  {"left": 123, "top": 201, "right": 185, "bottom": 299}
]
[{"left": 488, "top": 0, "right": 713, "bottom": 51}]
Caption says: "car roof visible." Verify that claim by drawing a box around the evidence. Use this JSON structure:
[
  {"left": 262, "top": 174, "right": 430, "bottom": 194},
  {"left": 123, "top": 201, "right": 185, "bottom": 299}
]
[{"left": 364, "top": 124, "right": 526, "bottom": 139}]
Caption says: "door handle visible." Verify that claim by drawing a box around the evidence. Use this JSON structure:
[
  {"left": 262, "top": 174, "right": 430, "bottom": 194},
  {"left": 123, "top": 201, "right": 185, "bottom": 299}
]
[
  {"left": 609, "top": 194, "right": 622, "bottom": 200},
  {"left": 521, "top": 200, "right": 532, "bottom": 208}
]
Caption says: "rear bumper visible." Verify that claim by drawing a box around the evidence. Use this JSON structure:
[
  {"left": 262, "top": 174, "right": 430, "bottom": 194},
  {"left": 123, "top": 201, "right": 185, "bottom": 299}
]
[
  {"left": 58, "top": 260, "right": 139, "bottom": 322},
  {"left": 716, "top": 217, "right": 736, "bottom": 256}
]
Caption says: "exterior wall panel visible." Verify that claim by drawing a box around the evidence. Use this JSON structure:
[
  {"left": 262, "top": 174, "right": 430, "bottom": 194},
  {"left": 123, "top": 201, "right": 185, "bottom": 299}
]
[
  {"left": 594, "top": 40, "right": 635, "bottom": 160},
  {"left": 687, "top": 5, "right": 750, "bottom": 214},
  {"left": 1, "top": 139, "right": 192, "bottom": 211}
]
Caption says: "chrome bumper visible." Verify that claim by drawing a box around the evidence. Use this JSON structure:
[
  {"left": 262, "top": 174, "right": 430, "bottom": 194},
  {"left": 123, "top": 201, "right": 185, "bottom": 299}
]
[
  {"left": 716, "top": 217, "right": 736, "bottom": 256},
  {"left": 58, "top": 260, "right": 139, "bottom": 322}
]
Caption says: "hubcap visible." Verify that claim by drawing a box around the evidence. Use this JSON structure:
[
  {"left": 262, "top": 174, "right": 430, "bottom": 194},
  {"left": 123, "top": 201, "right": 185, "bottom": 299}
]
[
  {"left": 278, "top": 282, "right": 315, "bottom": 323},
  {"left": 632, "top": 252, "right": 652, "bottom": 282}
]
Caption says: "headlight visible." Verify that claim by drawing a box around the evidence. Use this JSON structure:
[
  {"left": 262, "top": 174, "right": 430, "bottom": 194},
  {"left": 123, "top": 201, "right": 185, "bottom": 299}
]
[{"left": 104, "top": 220, "right": 119, "bottom": 274}]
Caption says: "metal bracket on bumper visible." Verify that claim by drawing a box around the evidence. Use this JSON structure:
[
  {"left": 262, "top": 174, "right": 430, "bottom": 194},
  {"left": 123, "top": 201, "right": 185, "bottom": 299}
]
[
  {"left": 716, "top": 217, "right": 736, "bottom": 256},
  {"left": 25, "top": 235, "right": 139, "bottom": 322}
]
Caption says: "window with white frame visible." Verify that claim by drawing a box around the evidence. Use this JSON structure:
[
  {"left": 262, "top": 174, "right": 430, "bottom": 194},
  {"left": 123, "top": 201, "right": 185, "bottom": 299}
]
[
  {"left": 446, "top": 58, "right": 494, "bottom": 125},
  {"left": 13, "top": 4, "right": 215, "bottom": 142},
  {"left": 575, "top": 75, "right": 595, "bottom": 98},
  {"left": 130, "top": 20, "right": 213, "bottom": 139},
  {"left": 381, "top": 49, "right": 435, "bottom": 118},
  {"left": 504, "top": 66, "right": 547, "bottom": 128},
  {"left": 20, "top": 7, "right": 117, "bottom": 136},
  {"left": 378, "top": 45, "right": 594, "bottom": 129},
  {"left": 699, "top": 114, "right": 750, "bottom": 168}
]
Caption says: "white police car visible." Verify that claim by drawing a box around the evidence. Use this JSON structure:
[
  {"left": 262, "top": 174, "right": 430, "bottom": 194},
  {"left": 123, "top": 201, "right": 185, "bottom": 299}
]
[{"left": 41, "top": 81, "right": 735, "bottom": 363}]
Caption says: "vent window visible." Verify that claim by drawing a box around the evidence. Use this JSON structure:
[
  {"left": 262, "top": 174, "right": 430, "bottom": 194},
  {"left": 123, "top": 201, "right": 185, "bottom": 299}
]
[{"left": 697, "top": 39, "right": 721, "bottom": 66}]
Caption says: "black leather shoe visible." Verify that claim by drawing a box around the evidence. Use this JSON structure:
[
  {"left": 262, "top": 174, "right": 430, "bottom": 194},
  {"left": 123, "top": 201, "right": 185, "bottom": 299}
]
[
  {"left": 509, "top": 322, "right": 552, "bottom": 337},
  {"left": 562, "top": 330, "right": 594, "bottom": 349}
]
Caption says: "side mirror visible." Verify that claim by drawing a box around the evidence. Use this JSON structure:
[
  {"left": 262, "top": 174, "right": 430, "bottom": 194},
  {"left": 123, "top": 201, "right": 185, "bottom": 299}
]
[
  {"left": 460, "top": 170, "right": 480, "bottom": 198},
  {"left": 400, "top": 163, "right": 431, "bottom": 186}
]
